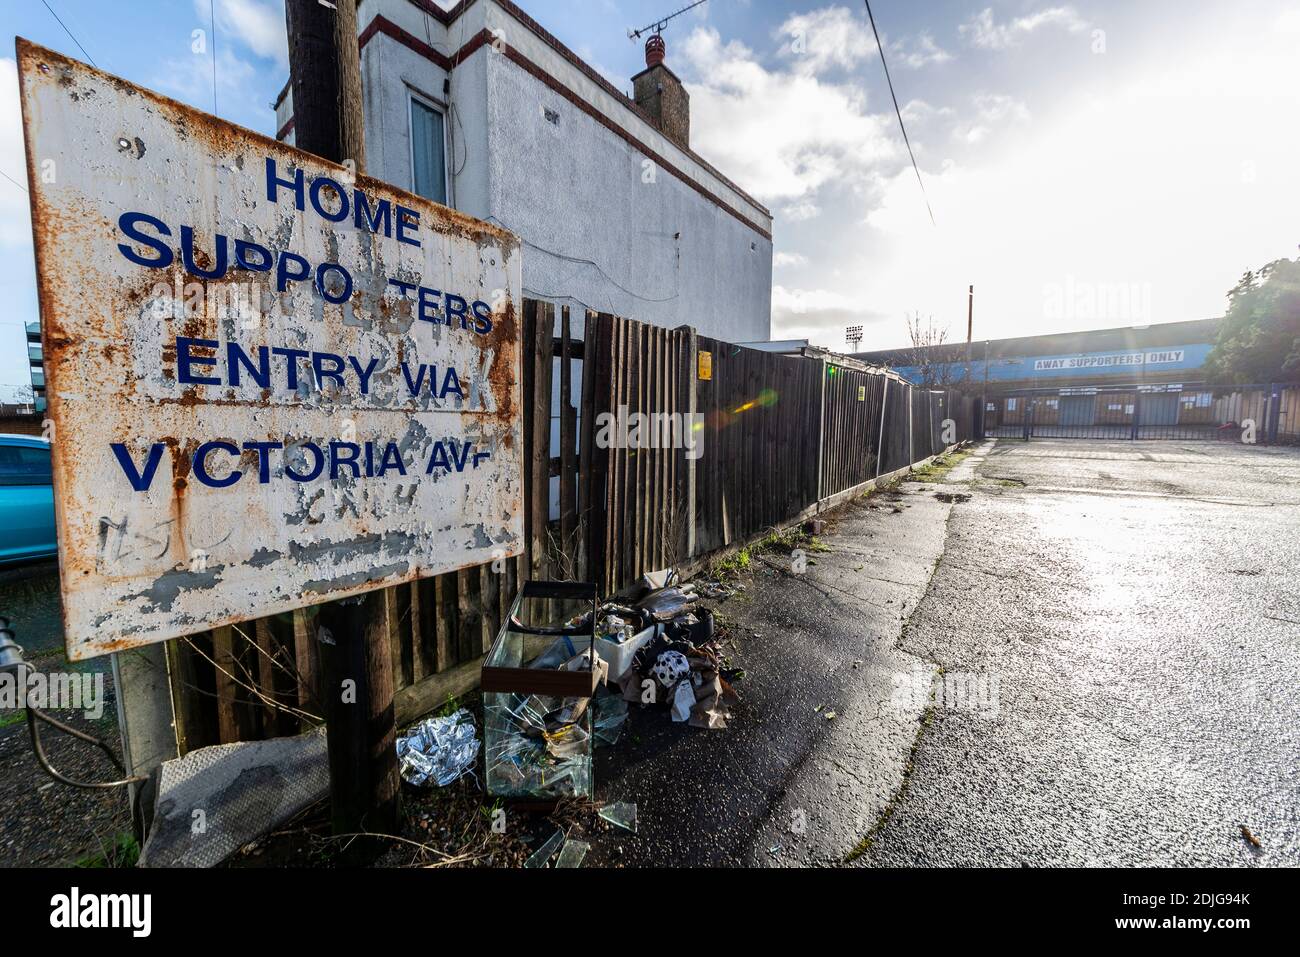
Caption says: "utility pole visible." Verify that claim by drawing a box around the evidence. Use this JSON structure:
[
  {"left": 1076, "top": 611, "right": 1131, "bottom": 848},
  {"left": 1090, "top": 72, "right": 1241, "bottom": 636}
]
[
  {"left": 286, "top": 0, "right": 366, "bottom": 172},
  {"left": 966, "top": 284, "right": 974, "bottom": 368},
  {"left": 284, "top": 0, "right": 398, "bottom": 860}
]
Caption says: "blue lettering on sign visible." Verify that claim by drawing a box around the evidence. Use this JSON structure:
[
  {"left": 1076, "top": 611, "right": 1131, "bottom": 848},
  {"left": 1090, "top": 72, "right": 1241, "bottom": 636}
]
[
  {"left": 104, "top": 156, "right": 513, "bottom": 496},
  {"left": 117, "top": 212, "right": 173, "bottom": 268},
  {"left": 177, "top": 337, "right": 221, "bottom": 385},
  {"left": 426, "top": 440, "right": 490, "bottom": 474},
  {"left": 108, "top": 436, "right": 450, "bottom": 491},
  {"left": 285, "top": 443, "right": 325, "bottom": 482},
  {"left": 168, "top": 337, "right": 449, "bottom": 398},
  {"left": 193, "top": 441, "right": 241, "bottom": 488},
  {"left": 110, "top": 442, "right": 165, "bottom": 492}
]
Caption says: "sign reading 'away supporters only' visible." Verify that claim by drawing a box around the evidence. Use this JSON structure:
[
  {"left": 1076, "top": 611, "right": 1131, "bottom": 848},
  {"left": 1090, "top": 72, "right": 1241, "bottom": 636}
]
[{"left": 17, "top": 40, "right": 523, "bottom": 660}]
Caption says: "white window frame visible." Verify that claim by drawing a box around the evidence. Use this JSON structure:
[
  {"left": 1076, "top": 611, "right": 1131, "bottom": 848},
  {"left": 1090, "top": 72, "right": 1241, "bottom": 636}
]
[{"left": 407, "top": 87, "right": 451, "bottom": 207}]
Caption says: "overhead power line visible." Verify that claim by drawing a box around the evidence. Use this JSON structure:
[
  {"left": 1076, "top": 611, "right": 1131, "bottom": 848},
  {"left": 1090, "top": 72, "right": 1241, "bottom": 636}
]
[
  {"left": 40, "top": 0, "right": 96, "bottom": 68},
  {"left": 0, "top": 169, "right": 28, "bottom": 194},
  {"left": 210, "top": 0, "right": 219, "bottom": 116},
  {"left": 863, "top": 0, "right": 935, "bottom": 226}
]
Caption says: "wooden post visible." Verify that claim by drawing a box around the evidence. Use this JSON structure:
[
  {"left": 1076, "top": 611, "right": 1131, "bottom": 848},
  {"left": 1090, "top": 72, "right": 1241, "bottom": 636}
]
[
  {"left": 285, "top": 0, "right": 366, "bottom": 173},
  {"left": 284, "top": 0, "right": 398, "bottom": 856}
]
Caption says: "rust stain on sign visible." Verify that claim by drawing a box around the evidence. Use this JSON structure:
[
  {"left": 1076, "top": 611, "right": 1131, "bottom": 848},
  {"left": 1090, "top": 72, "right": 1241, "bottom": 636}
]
[{"left": 17, "top": 40, "right": 524, "bottom": 660}]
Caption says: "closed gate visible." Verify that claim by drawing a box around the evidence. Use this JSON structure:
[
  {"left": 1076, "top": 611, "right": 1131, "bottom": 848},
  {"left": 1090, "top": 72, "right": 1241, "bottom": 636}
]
[{"left": 986, "top": 383, "right": 1297, "bottom": 443}]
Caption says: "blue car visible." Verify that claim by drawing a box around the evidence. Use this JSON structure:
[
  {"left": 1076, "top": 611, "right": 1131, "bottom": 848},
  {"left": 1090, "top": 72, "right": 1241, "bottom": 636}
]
[{"left": 0, "top": 434, "right": 57, "bottom": 566}]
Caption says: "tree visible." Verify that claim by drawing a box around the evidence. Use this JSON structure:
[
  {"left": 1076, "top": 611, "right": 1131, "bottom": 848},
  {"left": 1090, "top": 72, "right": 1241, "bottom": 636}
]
[
  {"left": 901, "top": 312, "right": 967, "bottom": 388},
  {"left": 1202, "top": 259, "right": 1300, "bottom": 384}
]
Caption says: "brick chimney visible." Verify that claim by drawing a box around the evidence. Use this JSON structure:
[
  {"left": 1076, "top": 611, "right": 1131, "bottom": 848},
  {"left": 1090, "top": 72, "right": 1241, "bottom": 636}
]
[{"left": 632, "top": 34, "right": 690, "bottom": 150}]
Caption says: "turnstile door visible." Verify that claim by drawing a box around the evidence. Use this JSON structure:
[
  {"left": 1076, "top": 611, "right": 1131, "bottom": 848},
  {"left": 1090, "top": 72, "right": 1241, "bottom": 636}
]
[
  {"left": 1059, "top": 394, "right": 1096, "bottom": 427},
  {"left": 1143, "top": 393, "right": 1180, "bottom": 426}
]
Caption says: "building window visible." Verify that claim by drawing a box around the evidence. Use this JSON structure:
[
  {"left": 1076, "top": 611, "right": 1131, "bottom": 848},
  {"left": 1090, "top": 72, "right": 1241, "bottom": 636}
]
[
  {"left": 1006, "top": 398, "right": 1018, "bottom": 411},
  {"left": 409, "top": 95, "right": 448, "bottom": 206}
]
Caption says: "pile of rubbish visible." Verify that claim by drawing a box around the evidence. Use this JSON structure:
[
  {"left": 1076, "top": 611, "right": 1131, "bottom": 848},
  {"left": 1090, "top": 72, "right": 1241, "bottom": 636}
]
[
  {"left": 403, "top": 572, "right": 743, "bottom": 806},
  {"left": 592, "top": 569, "right": 743, "bottom": 731}
]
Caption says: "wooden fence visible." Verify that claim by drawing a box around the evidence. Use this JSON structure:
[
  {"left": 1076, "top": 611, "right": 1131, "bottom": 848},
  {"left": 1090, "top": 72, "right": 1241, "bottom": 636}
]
[{"left": 159, "top": 302, "right": 978, "bottom": 753}]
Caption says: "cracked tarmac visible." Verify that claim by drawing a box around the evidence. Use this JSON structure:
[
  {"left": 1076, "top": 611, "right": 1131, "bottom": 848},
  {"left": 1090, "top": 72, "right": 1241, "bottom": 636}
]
[{"left": 588, "top": 438, "right": 1300, "bottom": 867}]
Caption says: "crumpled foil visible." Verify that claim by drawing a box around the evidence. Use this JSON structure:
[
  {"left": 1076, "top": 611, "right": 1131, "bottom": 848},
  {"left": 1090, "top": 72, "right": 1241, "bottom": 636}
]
[{"left": 396, "top": 709, "right": 480, "bottom": 787}]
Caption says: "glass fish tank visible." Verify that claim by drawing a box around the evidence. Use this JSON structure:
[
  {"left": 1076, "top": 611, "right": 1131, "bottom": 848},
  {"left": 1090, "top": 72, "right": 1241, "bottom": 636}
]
[{"left": 481, "top": 581, "right": 600, "bottom": 803}]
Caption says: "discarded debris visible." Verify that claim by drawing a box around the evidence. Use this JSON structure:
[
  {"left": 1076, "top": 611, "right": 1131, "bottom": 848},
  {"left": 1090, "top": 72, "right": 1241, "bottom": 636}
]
[
  {"left": 524, "top": 829, "right": 566, "bottom": 868},
  {"left": 555, "top": 837, "right": 590, "bottom": 868},
  {"left": 697, "top": 581, "right": 740, "bottom": 599},
  {"left": 483, "top": 582, "right": 601, "bottom": 801},
  {"left": 1240, "top": 824, "right": 1262, "bottom": 848},
  {"left": 482, "top": 571, "right": 746, "bottom": 807},
  {"left": 397, "top": 709, "right": 480, "bottom": 788},
  {"left": 934, "top": 491, "right": 971, "bottom": 504},
  {"left": 593, "top": 688, "right": 629, "bottom": 746},
  {"left": 598, "top": 802, "right": 638, "bottom": 834},
  {"left": 637, "top": 585, "right": 700, "bottom": 622}
]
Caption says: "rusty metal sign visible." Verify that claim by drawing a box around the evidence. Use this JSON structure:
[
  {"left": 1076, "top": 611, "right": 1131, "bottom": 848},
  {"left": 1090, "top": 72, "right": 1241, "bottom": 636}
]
[{"left": 17, "top": 40, "right": 523, "bottom": 660}]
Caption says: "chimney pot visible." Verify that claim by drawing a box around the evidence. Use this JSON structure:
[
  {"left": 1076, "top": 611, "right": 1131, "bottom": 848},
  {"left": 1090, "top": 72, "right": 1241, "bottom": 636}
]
[
  {"left": 645, "top": 34, "right": 666, "bottom": 67},
  {"left": 633, "top": 34, "right": 690, "bottom": 149}
]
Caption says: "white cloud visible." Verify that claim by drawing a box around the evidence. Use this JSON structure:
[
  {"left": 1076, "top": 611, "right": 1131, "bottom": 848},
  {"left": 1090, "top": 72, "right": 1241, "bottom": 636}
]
[
  {"left": 773, "top": 251, "right": 808, "bottom": 268},
  {"left": 954, "top": 93, "right": 1030, "bottom": 144},
  {"left": 0, "top": 58, "right": 32, "bottom": 248},
  {"left": 859, "top": 22, "right": 1300, "bottom": 346},
  {"left": 773, "top": 285, "right": 858, "bottom": 314},
  {"left": 901, "top": 99, "right": 954, "bottom": 124},
  {"left": 199, "top": 0, "right": 287, "bottom": 65},
  {"left": 892, "top": 33, "right": 952, "bottom": 69},
  {"left": 681, "top": 27, "right": 900, "bottom": 203},
  {"left": 781, "top": 199, "right": 822, "bottom": 222},
  {"left": 960, "top": 6, "right": 1088, "bottom": 50},
  {"left": 776, "top": 6, "right": 876, "bottom": 75},
  {"left": 154, "top": 44, "right": 258, "bottom": 109},
  {"left": 772, "top": 285, "right": 885, "bottom": 342}
]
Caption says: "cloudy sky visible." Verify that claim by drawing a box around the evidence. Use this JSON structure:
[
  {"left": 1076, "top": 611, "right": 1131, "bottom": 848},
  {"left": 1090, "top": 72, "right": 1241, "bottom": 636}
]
[{"left": 2, "top": 0, "right": 1298, "bottom": 397}]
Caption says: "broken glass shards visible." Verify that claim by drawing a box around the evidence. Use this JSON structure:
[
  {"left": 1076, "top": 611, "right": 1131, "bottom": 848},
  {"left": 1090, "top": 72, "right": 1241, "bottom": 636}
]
[
  {"left": 523, "top": 829, "right": 565, "bottom": 868},
  {"left": 483, "top": 582, "right": 600, "bottom": 802},
  {"left": 555, "top": 838, "right": 590, "bottom": 868},
  {"left": 593, "top": 689, "right": 629, "bottom": 747},
  {"left": 598, "top": 802, "right": 637, "bottom": 834}
]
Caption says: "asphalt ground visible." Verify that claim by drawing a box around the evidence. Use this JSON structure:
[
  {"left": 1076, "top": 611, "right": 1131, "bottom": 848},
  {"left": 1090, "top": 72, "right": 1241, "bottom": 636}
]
[
  {"left": 588, "top": 438, "right": 1299, "bottom": 867},
  {"left": 587, "top": 466, "right": 957, "bottom": 866},
  {"left": 862, "top": 439, "right": 1300, "bottom": 867}
]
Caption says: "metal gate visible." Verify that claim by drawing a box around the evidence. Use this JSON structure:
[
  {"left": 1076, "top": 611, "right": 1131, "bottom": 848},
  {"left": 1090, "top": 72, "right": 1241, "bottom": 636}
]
[{"left": 985, "top": 383, "right": 1297, "bottom": 443}]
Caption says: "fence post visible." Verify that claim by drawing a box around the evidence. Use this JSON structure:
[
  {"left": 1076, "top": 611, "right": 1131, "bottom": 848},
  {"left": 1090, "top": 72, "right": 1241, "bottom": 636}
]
[
  {"left": 875, "top": 377, "right": 889, "bottom": 478},
  {"left": 112, "top": 644, "right": 179, "bottom": 840},
  {"left": 816, "top": 359, "right": 827, "bottom": 502},
  {"left": 1131, "top": 391, "right": 1141, "bottom": 440},
  {"left": 528, "top": 300, "right": 555, "bottom": 586},
  {"left": 685, "top": 326, "right": 699, "bottom": 562},
  {"left": 1267, "top": 383, "right": 1281, "bottom": 444},
  {"left": 907, "top": 385, "right": 915, "bottom": 462},
  {"left": 1022, "top": 397, "right": 1031, "bottom": 441}
]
